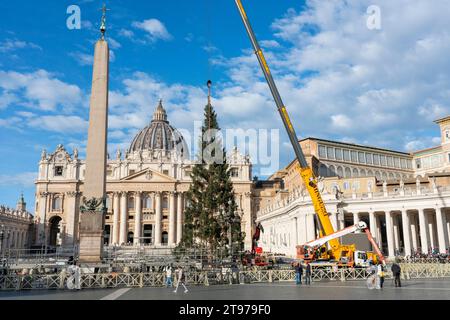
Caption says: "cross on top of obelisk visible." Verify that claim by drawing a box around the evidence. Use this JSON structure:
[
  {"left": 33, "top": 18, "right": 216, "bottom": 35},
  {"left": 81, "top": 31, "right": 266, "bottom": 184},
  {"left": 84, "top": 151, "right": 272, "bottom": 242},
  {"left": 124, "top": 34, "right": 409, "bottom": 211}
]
[{"left": 100, "top": 3, "right": 110, "bottom": 40}]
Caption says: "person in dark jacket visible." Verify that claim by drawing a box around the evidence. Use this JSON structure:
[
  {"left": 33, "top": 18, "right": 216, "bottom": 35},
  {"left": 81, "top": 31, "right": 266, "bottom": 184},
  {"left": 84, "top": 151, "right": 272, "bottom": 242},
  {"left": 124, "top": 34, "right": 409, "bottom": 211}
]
[
  {"left": 304, "top": 263, "right": 312, "bottom": 285},
  {"left": 391, "top": 263, "right": 402, "bottom": 287},
  {"left": 294, "top": 263, "right": 303, "bottom": 285}
]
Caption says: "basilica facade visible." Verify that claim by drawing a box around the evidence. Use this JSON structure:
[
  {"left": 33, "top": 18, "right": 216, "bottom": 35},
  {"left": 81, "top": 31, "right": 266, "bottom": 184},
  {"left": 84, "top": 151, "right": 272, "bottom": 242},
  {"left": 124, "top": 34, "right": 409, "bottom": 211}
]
[{"left": 34, "top": 101, "right": 254, "bottom": 250}]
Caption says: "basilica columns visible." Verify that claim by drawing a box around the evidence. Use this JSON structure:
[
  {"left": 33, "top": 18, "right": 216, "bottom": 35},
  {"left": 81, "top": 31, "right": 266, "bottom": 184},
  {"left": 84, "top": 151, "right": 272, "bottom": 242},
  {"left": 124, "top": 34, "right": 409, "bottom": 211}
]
[
  {"left": 401, "top": 209, "right": 412, "bottom": 256},
  {"left": 155, "top": 192, "right": 162, "bottom": 246},
  {"left": 418, "top": 208, "right": 429, "bottom": 254},
  {"left": 168, "top": 192, "right": 176, "bottom": 246},
  {"left": 65, "top": 191, "right": 79, "bottom": 246},
  {"left": 177, "top": 192, "right": 183, "bottom": 244},
  {"left": 134, "top": 192, "right": 142, "bottom": 246},
  {"left": 112, "top": 192, "right": 120, "bottom": 245},
  {"left": 119, "top": 192, "right": 127, "bottom": 245},
  {"left": 37, "top": 192, "right": 49, "bottom": 245}
]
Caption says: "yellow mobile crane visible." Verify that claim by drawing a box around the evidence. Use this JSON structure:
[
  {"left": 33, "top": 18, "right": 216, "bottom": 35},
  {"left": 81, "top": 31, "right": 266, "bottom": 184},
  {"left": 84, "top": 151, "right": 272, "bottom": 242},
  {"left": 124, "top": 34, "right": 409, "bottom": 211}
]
[{"left": 235, "top": 0, "right": 383, "bottom": 267}]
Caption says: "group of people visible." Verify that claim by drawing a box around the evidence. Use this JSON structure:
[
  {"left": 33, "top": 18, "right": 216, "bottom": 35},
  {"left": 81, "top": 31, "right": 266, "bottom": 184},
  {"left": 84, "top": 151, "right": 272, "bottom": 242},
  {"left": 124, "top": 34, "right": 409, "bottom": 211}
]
[
  {"left": 293, "top": 262, "right": 312, "bottom": 285},
  {"left": 367, "top": 261, "right": 402, "bottom": 289},
  {"left": 164, "top": 265, "right": 188, "bottom": 294}
]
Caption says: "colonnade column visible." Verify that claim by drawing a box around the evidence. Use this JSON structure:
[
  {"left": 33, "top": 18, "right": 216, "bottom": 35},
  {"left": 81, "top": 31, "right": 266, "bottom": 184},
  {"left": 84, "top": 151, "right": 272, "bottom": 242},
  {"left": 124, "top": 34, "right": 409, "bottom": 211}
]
[
  {"left": 337, "top": 209, "right": 345, "bottom": 230},
  {"left": 435, "top": 207, "right": 448, "bottom": 254},
  {"left": 168, "top": 192, "right": 176, "bottom": 246},
  {"left": 385, "top": 211, "right": 395, "bottom": 257},
  {"left": 401, "top": 209, "right": 412, "bottom": 257},
  {"left": 112, "top": 192, "right": 120, "bottom": 245},
  {"left": 393, "top": 215, "right": 401, "bottom": 253},
  {"left": 446, "top": 213, "right": 450, "bottom": 249},
  {"left": 119, "top": 192, "right": 127, "bottom": 245},
  {"left": 155, "top": 192, "right": 162, "bottom": 246},
  {"left": 369, "top": 211, "right": 378, "bottom": 242},
  {"left": 410, "top": 214, "right": 419, "bottom": 252},
  {"left": 134, "top": 192, "right": 142, "bottom": 246},
  {"left": 428, "top": 213, "right": 437, "bottom": 251},
  {"left": 418, "top": 208, "right": 429, "bottom": 254},
  {"left": 306, "top": 214, "right": 315, "bottom": 242},
  {"left": 353, "top": 212, "right": 360, "bottom": 225},
  {"left": 330, "top": 212, "right": 338, "bottom": 231},
  {"left": 176, "top": 192, "right": 183, "bottom": 244}
]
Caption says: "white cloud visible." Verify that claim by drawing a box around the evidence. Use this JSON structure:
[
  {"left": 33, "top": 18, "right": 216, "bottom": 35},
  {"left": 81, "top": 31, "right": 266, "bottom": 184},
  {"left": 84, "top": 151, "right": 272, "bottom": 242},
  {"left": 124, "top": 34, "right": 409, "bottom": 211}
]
[
  {"left": 0, "top": 39, "right": 42, "bottom": 53},
  {"left": 132, "top": 19, "right": 173, "bottom": 42},
  {"left": 185, "top": 33, "right": 194, "bottom": 42},
  {"left": 108, "top": 37, "right": 122, "bottom": 49},
  {"left": 202, "top": 45, "right": 218, "bottom": 53},
  {"left": 418, "top": 102, "right": 449, "bottom": 122},
  {"left": 0, "top": 116, "right": 21, "bottom": 128},
  {"left": 405, "top": 137, "right": 442, "bottom": 152},
  {"left": 0, "top": 91, "right": 19, "bottom": 109},
  {"left": 0, "top": 172, "right": 37, "bottom": 187},
  {"left": 260, "top": 40, "right": 281, "bottom": 48},
  {"left": 28, "top": 115, "right": 88, "bottom": 133},
  {"left": 209, "top": 0, "right": 450, "bottom": 154},
  {"left": 81, "top": 20, "right": 93, "bottom": 30},
  {"left": 109, "top": 50, "right": 116, "bottom": 62},
  {"left": 331, "top": 114, "right": 352, "bottom": 130},
  {"left": 0, "top": 69, "right": 84, "bottom": 112},
  {"left": 69, "top": 51, "right": 94, "bottom": 66},
  {"left": 119, "top": 29, "right": 134, "bottom": 38}
]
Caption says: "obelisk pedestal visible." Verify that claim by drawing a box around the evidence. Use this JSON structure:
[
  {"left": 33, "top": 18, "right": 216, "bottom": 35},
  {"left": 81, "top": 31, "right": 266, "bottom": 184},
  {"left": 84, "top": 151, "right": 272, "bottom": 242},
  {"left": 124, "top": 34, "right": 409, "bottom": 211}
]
[{"left": 79, "top": 30, "right": 109, "bottom": 264}]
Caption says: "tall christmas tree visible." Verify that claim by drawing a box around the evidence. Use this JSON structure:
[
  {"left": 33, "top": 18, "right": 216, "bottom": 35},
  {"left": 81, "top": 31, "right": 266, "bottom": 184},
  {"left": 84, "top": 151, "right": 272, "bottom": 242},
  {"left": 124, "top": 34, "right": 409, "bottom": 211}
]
[{"left": 179, "top": 81, "right": 244, "bottom": 254}]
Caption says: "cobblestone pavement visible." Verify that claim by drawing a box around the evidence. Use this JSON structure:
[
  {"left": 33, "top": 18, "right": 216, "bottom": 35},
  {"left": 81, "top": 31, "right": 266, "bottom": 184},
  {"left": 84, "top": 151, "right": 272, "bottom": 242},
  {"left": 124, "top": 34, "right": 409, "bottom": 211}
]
[{"left": 0, "top": 279, "right": 449, "bottom": 300}]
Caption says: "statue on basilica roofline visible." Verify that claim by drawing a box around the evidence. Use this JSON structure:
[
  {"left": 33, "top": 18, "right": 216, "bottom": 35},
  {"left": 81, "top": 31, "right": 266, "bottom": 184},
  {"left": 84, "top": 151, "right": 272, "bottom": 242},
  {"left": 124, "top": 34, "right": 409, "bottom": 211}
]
[
  {"left": 116, "top": 148, "right": 122, "bottom": 160},
  {"left": 73, "top": 148, "right": 79, "bottom": 160},
  {"left": 41, "top": 149, "right": 47, "bottom": 161}
]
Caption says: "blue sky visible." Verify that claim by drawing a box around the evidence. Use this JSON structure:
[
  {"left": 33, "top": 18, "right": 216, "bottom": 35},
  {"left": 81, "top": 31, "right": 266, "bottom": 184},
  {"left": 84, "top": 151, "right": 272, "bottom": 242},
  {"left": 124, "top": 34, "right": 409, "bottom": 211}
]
[{"left": 1, "top": 0, "right": 450, "bottom": 211}]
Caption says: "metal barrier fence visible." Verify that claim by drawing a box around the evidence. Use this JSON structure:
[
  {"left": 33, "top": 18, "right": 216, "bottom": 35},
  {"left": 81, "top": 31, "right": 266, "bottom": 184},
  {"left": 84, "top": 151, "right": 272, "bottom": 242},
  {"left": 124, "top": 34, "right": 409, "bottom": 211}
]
[
  {"left": 396, "top": 257, "right": 450, "bottom": 264},
  {"left": 1, "top": 263, "right": 450, "bottom": 291}
]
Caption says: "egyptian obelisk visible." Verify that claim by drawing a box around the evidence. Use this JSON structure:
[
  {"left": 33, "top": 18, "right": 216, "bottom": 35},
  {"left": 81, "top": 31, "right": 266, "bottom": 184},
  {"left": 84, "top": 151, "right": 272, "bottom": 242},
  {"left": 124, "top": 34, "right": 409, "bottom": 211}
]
[{"left": 79, "top": 5, "right": 109, "bottom": 264}]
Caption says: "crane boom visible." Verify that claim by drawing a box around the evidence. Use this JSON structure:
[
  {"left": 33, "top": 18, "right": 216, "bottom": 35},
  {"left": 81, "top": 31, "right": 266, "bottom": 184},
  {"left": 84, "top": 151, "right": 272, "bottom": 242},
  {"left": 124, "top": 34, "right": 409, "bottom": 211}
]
[
  {"left": 304, "top": 222, "right": 368, "bottom": 249},
  {"left": 235, "top": 0, "right": 339, "bottom": 250}
]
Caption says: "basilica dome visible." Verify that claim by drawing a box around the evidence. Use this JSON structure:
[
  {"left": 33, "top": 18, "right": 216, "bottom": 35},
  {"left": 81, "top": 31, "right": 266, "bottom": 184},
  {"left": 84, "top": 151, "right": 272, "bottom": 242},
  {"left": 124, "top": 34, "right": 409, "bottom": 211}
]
[{"left": 129, "top": 101, "right": 188, "bottom": 157}]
